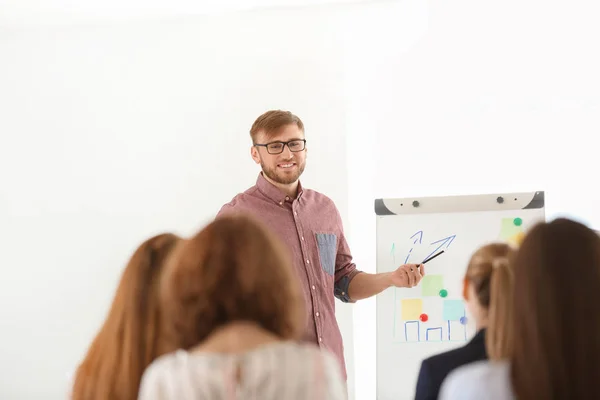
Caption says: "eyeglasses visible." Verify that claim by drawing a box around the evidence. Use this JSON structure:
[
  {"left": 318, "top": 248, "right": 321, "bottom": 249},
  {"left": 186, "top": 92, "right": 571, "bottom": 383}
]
[{"left": 253, "top": 139, "right": 306, "bottom": 155}]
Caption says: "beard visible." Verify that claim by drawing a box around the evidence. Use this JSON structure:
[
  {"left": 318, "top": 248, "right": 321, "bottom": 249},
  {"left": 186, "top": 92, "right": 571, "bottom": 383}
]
[{"left": 261, "top": 160, "right": 306, "bottom": 185}]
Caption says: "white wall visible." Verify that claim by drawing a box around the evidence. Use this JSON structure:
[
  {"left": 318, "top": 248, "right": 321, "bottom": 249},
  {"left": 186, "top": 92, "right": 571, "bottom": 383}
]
[
  {"left": 343, "top": 0, "right": 600, "bottom": 398},
  {"left": 2, "top": 0, "right": 600, "bottom": 399},
  {"left": 0, "top": 0, "right": 379, "bottom": 29},
  {"left": 0, "top": 8, "right": 356, "bottom": 399}
]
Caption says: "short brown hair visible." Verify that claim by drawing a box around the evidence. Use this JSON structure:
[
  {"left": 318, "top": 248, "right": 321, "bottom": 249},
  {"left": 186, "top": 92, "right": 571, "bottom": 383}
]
[
  {"left": 72, "top": 233, "right": 181, "bottom": 400},
  {"left": 465, "top": 243, "right": 516, "bottom": 360},
  {"left": 510, "top": 218, "right": 600, "bottom": 399},
  {"left": 161, "top": 213, "right": 304, "bottom": 350},
  {"left": 250, "top": 110, "right": 304, "bottom": 143}
]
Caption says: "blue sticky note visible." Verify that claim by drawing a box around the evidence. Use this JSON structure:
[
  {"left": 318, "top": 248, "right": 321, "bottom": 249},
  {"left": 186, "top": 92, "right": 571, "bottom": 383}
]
[{"left": 443, "top": 300, "right": 464, "bottom": 321}]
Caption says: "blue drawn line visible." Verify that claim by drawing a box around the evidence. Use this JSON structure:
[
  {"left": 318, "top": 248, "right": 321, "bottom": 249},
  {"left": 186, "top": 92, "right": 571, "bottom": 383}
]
[
  {"left": 424, "top": 235, "right": 457, "bottom": 261},
  {"left": 411, "top": 231, "right": 423, "bottom": 244},
  {"left": 404, "top": 248, "right": 412, "bottom": 264},
  {"left": 426, "top": 327, "right": 443, "bottom": 341},
  {"left": 391, "top": 243, "right": 396, "bottom": 265},
  {"left": 446, "top": 310, "right": 468, "bottom": 342},
  {"left": 430, "top": 235, "right": 456, "bottom": 247},
  {"left": 404, "top": 321, "right": 420, "bottom": 342},
  {"left": 403, "top": 231, "right": 423, "bottom": 264}
]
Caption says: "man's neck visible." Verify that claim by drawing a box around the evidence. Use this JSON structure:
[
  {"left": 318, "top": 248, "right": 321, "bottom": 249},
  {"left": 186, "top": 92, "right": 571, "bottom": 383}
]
[{"left": 264, "top": 175, "right": 299, "bottom": 199}]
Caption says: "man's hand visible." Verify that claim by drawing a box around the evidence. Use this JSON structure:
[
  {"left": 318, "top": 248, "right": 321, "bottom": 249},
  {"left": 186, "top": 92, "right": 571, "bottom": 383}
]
[{"left": 390, "top": 263, "right": 425, "bottom": 288}]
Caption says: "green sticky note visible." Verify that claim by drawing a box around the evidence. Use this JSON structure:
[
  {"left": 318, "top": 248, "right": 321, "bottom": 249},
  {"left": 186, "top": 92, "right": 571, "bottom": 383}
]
[{"left": 421, "top": 274, "right": 444, "bottom": 297}]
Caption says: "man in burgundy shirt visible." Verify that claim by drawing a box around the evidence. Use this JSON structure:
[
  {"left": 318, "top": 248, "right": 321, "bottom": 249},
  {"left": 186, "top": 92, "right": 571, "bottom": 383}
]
[{"left": 216, "top": 110, "right": 424, "bottom": 380}]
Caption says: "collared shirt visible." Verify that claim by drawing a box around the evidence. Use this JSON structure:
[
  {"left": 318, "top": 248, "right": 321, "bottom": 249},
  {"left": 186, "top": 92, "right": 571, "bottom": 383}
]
[{"left": 216, "top": 173, "right": 362, "bottom": 379}]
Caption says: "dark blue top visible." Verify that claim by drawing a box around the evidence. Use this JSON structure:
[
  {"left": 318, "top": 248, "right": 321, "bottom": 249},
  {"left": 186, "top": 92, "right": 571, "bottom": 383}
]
[{"left": 414, "top": 328, "right": 488, "bottom": 400}]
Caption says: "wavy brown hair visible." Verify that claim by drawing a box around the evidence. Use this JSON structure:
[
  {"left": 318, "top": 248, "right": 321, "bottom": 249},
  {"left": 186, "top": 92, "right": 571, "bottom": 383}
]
[
  {"left": 464, "top": 243, "right": 516, "bottom": 360},
  {"left": 510, "top": 218, "right": 600, "bottom": 399},
  {"left": 71, "top": 233, "right": 181, "bottom": 400},
  {"left": 250, "top": 110, "right": 304, "bottom": 142},
  {"left": 161, "top": 213, "right": 304, "bottom": 350}
]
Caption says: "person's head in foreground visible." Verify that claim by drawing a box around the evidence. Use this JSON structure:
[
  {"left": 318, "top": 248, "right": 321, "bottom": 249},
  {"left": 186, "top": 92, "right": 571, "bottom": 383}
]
[
  {"left": 160, "top": 213, "right": 304, "bottom": 349},
  {"left": 463, "top": 242, "right": 516, "bottom": 359},
  {"left": 138, "top": 214, "right": 347, "bottom": 400},
  {"left": 509, "top": 217, "right": 600, "bottom": 399},
  {"left": 71, "top": 233, "right": 181, "bottom": 400}
]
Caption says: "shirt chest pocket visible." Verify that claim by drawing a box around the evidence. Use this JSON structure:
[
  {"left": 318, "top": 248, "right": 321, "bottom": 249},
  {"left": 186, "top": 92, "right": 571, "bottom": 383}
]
[{"left": 315, "top": 233, "right": 337, "bottom": 276}]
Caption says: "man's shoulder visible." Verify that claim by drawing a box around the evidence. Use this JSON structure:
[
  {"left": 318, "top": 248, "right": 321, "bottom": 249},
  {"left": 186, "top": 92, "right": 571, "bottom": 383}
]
[
  {"left": 217, "top": 186, "right": 264, "bottom": 216},
  {"left": 221, "top": 191, "right": 251, "bottom": 209},
  {"left": 302, "top": 188, "right": 337, "bottom": 209}
]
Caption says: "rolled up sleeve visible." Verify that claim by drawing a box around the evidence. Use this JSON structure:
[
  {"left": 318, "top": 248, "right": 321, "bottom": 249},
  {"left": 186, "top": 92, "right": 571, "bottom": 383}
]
[{"left": 333, "top": 209, "right": 362, "bottom": 303}]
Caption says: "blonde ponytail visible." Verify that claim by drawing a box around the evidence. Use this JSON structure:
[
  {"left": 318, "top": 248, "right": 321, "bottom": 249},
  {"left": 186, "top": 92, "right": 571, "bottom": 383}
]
[{"left": 486, "top": 258, "right": 514, "bottom": 360}]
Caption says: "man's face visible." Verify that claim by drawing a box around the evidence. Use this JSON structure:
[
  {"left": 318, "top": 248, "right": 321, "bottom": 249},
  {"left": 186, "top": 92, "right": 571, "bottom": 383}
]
[{"left": 251, "top": 124, "right": 307, "bottom": 185}]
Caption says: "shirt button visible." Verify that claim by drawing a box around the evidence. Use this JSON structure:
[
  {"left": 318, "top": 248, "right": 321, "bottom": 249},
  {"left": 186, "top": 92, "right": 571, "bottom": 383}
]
[
  {"left": 312, "top": 285, "right": 316, "bottom": 290},
  {"left": 285, "top": 196, "right": 290, "bottom": 200},
  {"left": 319, "top": 337, "right": 323, "bottom": 342},
  {"left": 306, "top": 259, "right": 310, "bottom": 264},
  {"left": 301, "top": 236, "right": 305, "bottom": 241},
  {"left": 279, "top": 201, "right": 283, "bottom": 205},
  {"left": 294, "top": 211, "right": 298, "bottom": 216},
  {"left": 316, "top": 312, "right": 320, "bottom": 317}
]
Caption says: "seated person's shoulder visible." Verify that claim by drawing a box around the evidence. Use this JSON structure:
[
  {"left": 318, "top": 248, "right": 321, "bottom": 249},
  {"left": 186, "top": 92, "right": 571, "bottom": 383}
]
[
  {"left": 448, "top": 359, "right": 509, "bottom": 381},
  {"left": 421, "top": 343, "right": 483, "bottom": 372},
  {"left": 138, "top": 352, "right": 185, "bottom": 399},
  {"left": 276, "top": 342, "right": 340, "bottom": 372},
  {"left": 141, "top": 351, "right": 186, "bottom": 381},
  {"left": 299, "top": 343, "right": 343, "bottom": 374},
  {"left": 139, "top": 350, "right": 220, "bottom": 398},
  {"left": 276, "top": 340, "right": 327, "bottom": 358},
  {"left": 416, "top": 349, "right": 474, "bottom": 400},
  {"left": 440, "top": 360, "right": 511, "bottom": 400},
  {"left": 292, "top": 343, "right": 346, "bottom": 398},
  {"left": 140, "top": 350, "right": 217, "bottom": 383}
]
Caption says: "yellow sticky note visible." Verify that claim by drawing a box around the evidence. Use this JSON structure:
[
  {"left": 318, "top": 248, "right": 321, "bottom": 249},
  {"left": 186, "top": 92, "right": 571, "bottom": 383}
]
[
  {"left": 508, "top": 231, "right": 525, "bottom": 247},
  {"left": 401, "top": 299, "right": 423, "bottom": 321},
  {"left": 499, "top": 218, "right": 523, "bottom": 241}
]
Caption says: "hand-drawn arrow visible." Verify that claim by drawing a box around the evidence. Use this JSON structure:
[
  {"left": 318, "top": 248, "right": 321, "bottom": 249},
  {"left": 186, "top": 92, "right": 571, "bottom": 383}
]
[
  {"left": 431, "top": 235, "right": 456, "bottom": 248},
  {"left": 423, "top": 235, "right": 456, "bottom": 262},
  {"left": 410, "top": 231, "right": 423, "bottom": 245}
]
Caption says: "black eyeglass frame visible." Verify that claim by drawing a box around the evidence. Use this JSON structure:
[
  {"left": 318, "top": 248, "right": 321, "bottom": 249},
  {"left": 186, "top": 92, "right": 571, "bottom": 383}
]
[{"left": 253, "top": 139, "right": 307, "bottom": 155}]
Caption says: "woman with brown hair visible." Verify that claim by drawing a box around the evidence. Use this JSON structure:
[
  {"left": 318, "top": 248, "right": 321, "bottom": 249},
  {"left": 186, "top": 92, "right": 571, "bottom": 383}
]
[
  {"left": 138, "top": 214, "right": 346, "bottom": 400},
  {"left": 440, "top": 218, "right": 600, "bottom": 400},
  {"left": 415, "top": 242, "right": 515, "bottom": 400},
  {"left": 70, "top": 233, "right": 181, "bottom": 400}
]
